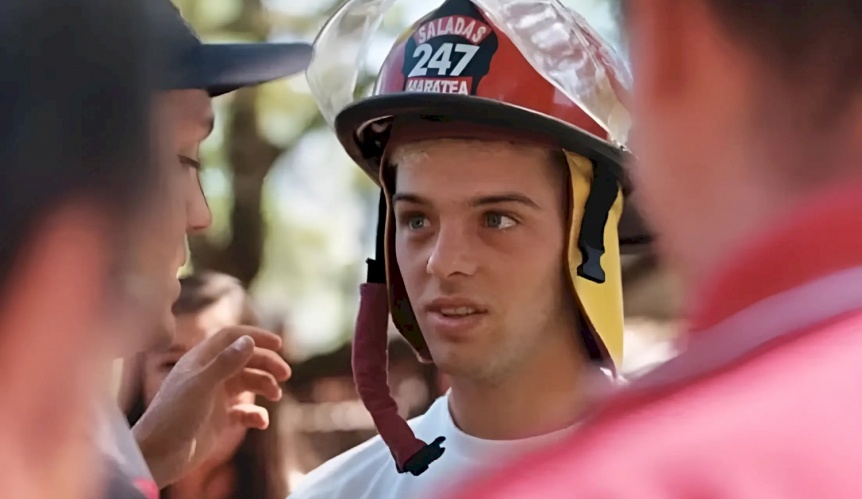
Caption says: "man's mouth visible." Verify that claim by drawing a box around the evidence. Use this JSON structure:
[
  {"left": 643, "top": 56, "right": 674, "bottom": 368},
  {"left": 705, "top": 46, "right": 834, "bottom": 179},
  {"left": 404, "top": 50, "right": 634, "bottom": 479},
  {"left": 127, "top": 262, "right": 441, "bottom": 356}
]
[
  {"left": 425, "top": 299, "right": 489, "bottom": 336},
  {"left": 438, "top": 307, "right": 481, "bottom": 317},
  {"left": 426, "top": 297, "right": 488, "bottom": 317}
]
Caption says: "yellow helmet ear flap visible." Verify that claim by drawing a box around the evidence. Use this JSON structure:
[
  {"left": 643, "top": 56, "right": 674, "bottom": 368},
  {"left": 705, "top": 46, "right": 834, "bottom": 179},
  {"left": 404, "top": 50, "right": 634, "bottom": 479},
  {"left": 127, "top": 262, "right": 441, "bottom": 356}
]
[{"left": 565, "top": 151, "right": 626, "bottom": 368}]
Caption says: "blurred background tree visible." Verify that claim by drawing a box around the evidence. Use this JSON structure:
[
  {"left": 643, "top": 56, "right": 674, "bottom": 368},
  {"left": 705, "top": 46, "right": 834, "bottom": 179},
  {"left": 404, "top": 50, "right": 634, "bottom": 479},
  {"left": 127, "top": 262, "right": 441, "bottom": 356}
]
[
  {"left": 174, "top": 0, "right": 672, "bottom": 362},
  {"left": 169, "top": 0, "right": 682, "bottom": 489},
  {"left": 176, "top": 0, "right": 376, "bottom": 358}
]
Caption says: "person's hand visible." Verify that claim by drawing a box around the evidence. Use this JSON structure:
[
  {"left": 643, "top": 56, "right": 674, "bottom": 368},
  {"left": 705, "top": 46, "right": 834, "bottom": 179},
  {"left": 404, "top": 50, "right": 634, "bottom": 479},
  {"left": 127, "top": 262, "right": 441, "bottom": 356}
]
[{"left": 131, "top": 326, "right": 291, "bottom": 488}]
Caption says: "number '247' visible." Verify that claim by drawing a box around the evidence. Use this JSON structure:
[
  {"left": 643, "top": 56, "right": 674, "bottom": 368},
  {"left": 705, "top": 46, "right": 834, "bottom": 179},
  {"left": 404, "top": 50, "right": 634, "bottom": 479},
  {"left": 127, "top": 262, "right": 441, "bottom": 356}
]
[{"left": 408, "top": 42, "right": 480, "bottom": 78}]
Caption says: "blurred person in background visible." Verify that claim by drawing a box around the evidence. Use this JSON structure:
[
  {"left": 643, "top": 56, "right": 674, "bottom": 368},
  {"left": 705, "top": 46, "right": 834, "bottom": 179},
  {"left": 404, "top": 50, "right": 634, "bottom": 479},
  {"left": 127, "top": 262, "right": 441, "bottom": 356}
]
[
  {"left": 97, "top": 0, "right": 312, "bottom": 497},
  {"left": 0, "top": 0, "right": 160, "bottom": 497},
  {"left": 120, "top": 271, "right": 286, "bottom": 499},
  {"left": 452, "top": 0, "right": 862, "bottom": 497},
  {"left": 292, "top": 0, "right": 650, "bottom": 497}
]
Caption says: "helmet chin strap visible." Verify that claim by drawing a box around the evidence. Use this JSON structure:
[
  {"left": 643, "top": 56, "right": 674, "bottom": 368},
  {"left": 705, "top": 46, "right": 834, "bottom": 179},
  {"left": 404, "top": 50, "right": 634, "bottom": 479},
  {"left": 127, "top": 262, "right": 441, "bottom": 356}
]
[
  {"left": 576, "top": 161, "right": 618, "bottom": 284},
  {"left": 351, "top": 190, "right": 446, "bottom": 476},
  {"left": 565, "top": 153, "right": 625, "bottom": 369}
]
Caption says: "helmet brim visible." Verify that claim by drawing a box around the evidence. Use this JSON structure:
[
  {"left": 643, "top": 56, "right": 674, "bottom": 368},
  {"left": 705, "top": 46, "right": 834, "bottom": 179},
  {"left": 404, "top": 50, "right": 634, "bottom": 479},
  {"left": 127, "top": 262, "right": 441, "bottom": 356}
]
[{"left": 335, "top": 93, "right": 652, "bottom": 252}]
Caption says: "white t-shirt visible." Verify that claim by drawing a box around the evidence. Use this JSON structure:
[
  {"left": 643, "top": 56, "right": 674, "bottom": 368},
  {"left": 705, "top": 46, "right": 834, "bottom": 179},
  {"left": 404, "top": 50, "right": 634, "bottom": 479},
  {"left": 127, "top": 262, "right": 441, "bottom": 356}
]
[
  {"left": 93, "top": 400, "right": 158, "bottom": 499},
  {"left": 95, "top": 403, "right": 153, "bottom": 480},
  {"left": 288, "top": 392, "right": 582, "bottom": 499}
]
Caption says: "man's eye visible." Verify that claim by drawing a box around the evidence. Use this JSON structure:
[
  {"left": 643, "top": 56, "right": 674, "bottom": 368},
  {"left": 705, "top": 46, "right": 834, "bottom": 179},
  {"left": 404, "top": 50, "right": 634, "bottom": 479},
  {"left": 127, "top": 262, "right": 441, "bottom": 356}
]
[
  {"left": 407, "top": 216, "right": 429, "bottom": 230},
  {"left": 159, "top": 361, "right": 177, "bottom": 372},
  {"left": 484, "top": 212, "right": 517, "bottom": 230},
  {"left": 178, "top": 155, "right": 201, "bottom": 170}
]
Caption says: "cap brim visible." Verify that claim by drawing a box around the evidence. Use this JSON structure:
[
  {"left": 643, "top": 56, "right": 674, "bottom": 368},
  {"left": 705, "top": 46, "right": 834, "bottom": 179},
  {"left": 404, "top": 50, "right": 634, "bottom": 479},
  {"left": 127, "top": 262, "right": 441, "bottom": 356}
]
[
  {"left": 175, "top": 42, "right": 312, "bottom": 96},
  {"left": 335, "top": 93, "right": 653, "bottom": 251}
]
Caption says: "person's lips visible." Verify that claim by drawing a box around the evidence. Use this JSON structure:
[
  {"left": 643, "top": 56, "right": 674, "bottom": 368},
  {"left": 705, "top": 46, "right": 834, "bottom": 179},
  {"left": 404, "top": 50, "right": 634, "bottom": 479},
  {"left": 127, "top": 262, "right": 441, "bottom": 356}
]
[{"left": 424, "top": 297, "right": 489, "bottom": 338}]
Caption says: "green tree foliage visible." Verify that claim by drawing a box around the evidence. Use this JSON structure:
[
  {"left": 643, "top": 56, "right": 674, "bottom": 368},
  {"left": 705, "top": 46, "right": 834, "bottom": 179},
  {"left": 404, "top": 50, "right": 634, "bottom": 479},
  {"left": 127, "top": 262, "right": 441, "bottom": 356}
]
[{"left": 176, "top": 0, "right": 630, "bottom": 356}]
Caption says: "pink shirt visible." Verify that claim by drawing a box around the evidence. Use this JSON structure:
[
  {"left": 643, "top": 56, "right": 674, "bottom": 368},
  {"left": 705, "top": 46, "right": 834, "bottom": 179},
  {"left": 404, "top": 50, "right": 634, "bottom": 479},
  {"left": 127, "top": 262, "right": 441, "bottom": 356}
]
[{"left": 448, "top": 181, "right": 862, "bottom": 498}]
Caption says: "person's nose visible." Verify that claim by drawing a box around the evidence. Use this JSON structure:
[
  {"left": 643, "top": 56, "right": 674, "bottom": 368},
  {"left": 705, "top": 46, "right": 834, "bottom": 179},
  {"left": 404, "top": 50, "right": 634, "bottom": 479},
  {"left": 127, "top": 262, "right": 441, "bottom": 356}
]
[{"left": 425, "top": 221, "right": 478, "bottom": 279}]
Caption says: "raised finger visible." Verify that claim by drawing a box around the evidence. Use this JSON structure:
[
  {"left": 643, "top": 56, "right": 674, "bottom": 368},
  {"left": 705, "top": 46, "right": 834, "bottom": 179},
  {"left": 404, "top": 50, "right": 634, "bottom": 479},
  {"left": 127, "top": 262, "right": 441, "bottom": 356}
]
[
  {"left": 202, "top": 326, "right": 282, "bottom": 358},
  {"left": 225, "top": 368, "right": 282, "bottom": 402},
  {"left": 245, "top": 347, "right": 291, "bottom": 381},
  {"left": 228, "top": 404, "right": 269, "bottom": 430}
]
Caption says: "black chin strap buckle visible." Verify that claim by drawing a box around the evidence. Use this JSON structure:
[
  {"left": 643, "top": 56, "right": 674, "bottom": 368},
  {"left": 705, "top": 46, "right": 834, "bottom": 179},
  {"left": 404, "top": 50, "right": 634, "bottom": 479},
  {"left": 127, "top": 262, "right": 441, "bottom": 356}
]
[{"left": 397, "top": 437, "right": 447, "bottom": 476}]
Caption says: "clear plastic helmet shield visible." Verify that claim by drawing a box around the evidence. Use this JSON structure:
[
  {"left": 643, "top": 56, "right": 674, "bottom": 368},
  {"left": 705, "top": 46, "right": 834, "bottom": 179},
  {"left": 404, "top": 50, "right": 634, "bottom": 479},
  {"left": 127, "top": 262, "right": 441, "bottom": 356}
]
[{"left": 305, "top": 0, "right": 633, "bottom": 149}]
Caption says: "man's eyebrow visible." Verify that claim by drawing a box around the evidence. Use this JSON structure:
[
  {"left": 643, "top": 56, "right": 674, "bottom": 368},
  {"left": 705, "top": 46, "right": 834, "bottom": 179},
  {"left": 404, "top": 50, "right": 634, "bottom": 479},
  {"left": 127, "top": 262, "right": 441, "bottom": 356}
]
[
  {"left": 392, "top": 193, "right": 429, "bottom": 204},
  {"left": 189, "top": 115, "right": 215, "bottom": 143},
  {"left": 471, "top": 193, "right": 541, "bottom": 210},
  {"left": 391, "top": 192, "right": 542, "bottom": 209}
]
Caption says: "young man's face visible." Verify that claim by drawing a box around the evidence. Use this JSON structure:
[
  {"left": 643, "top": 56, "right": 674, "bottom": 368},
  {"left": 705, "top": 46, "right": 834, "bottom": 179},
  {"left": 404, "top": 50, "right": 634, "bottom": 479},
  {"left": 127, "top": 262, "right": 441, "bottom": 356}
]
[
  {"left": 136, "top": 89, "right": 214, "bottom": 351},
  {"left": 392, "top": 139, "right": 576, "bottom": 382}
]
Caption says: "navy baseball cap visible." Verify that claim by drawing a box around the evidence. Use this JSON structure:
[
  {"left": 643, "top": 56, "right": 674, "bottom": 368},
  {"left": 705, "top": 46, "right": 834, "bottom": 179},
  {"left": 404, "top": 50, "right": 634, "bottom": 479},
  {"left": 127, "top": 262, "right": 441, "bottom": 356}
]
[{"left": 155, "top": 0, "right": 312, "bottom": 96}]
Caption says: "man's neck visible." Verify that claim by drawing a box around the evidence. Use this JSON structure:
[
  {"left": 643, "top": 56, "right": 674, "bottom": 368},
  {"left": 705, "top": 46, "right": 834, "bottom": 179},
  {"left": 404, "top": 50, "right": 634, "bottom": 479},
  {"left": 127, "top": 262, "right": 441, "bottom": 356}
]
[
  {"left": 687, "top": 177, "right": 862, "bottom": 330},
  {"left": 447, "top": 335, "right": 591, "bottom": 441},
  {"left": 680, "top": 166, "right": 862, "bottom": 296}
]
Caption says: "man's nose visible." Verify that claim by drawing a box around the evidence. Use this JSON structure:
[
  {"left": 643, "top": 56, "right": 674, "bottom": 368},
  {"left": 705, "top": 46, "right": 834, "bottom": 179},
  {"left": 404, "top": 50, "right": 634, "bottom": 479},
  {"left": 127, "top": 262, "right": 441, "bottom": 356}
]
[{"left": 425, "top": 222, "right": 478, "bottom": 279}]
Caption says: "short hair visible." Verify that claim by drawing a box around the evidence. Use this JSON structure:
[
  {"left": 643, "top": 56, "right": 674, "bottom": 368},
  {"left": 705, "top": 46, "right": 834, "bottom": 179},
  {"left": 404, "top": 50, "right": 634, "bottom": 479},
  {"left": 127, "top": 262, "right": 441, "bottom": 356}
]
[
  {"left": 389, "top": 138, "right": 567, "bottom": 179},
  {"left": 0, "top": 0, "right": 159, "bottom": 292},
  {"left": 387, "top": 137, "right": 570, "bottom": 213},
  {"left": 706, "top": 1, "right": 862, "bottom": 97},
  {"left": 618, "top": 0, "right": 862, "bottom": 104},
  {"left": 173, "top": 271, "right": 259, "bottom": 327}
]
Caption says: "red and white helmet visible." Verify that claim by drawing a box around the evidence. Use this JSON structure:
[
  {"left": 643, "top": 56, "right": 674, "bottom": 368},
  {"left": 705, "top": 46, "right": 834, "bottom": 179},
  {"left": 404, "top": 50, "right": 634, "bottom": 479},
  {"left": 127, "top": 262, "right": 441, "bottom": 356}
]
[{"left": 306, "top": 0, "right": 650, "bottom": 476}]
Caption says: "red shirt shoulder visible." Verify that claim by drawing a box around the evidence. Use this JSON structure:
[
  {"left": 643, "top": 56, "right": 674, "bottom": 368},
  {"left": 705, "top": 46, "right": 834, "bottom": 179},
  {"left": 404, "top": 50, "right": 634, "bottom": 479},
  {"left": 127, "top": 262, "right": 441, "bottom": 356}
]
[{"left": 449, "top": 311, "right": 862, "bottom": 499}]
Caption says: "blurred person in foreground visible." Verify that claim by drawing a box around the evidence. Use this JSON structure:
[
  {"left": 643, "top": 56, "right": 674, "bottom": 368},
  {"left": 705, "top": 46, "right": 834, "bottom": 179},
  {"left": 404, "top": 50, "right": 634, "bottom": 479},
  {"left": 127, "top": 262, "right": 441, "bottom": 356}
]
[
  {"left": 292, "top": 1, "right": 651, "bottom": 497},
  {"left": 120, "top": 272, "right": 286, "bottom": 499},
  {"left": 452, "top": 1, "right": 862, "bottom": 497},
  {"left": 99, "top": 1, "right": 311, "bottom": 496},
  {"left": 0, "top": 0, "right": 160, "bottom": 497}
]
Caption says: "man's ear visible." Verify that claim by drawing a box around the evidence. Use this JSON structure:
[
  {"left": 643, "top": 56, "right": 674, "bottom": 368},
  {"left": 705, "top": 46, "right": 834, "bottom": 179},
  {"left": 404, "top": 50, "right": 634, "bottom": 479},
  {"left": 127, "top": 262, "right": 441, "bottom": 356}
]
[
  {"left": 0, "top": 202, "right": 116, "bottom": 339},
  {"left": 0, "top": 203, "right": 117, "bottom": 442},
  {"left": 0, "top": 203, "right": 119, "bottom": 499}
]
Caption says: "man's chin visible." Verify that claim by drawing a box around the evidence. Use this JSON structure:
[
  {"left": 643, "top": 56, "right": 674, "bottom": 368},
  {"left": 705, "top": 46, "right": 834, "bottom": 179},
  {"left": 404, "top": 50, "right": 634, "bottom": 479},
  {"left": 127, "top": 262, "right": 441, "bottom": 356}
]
[{"left": 427, "top": 348, "right": 486, "bottom": 380}]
